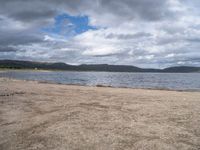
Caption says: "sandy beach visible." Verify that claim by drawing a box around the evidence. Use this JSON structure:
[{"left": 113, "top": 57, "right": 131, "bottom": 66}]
[{"left": 0, "top": 78, "right": 200, "bottom": 150}]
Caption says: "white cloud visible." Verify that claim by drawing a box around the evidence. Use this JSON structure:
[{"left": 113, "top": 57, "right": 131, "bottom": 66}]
[{"left": 0, "top": 0, "right": 200, "bottom": 68}]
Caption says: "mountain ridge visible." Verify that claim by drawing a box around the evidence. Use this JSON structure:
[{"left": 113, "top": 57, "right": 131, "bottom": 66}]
[{"left": 0, "top": 59, "right": 200, "bottom": 73}]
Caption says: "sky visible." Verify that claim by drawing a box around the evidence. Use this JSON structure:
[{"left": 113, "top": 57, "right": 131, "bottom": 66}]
[{"left": 0, "top": 0, "right": 200, "bottom": 68}]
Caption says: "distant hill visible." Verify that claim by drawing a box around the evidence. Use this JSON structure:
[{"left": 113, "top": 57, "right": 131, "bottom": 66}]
[
  {"left": 163, "top": 66, "right": 200, "bottom": 73},
  {"left": 0, "top": 59, "right": 200, "bottom": 73}
]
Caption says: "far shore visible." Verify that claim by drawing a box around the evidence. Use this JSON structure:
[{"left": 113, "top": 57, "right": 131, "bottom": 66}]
[
  {"left": 0, "top": 78, "right": 200, "bottom": 150},
  {"left": 1, "top": 68, "right": 200, "bottom": 73},
  {"left": 0, "top": 68, "right": 54, "bottom": 72}
]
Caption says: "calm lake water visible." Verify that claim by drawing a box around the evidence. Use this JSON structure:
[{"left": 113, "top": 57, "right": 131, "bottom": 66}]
[{"left": 1, "top": 70, "right": 200, "bottom": 91}]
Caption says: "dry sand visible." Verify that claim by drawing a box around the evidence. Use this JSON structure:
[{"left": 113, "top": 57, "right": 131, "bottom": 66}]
[{"left": 0, "top": 78, "right": 200, "bottom": 150}]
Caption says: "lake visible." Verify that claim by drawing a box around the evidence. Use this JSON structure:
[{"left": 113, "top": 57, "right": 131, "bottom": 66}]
[{"left": 0, "top": 70, "right": 200, "bottom": 91}]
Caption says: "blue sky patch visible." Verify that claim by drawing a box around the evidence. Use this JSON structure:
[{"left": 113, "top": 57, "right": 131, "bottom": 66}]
[{"left": 42, "top": 14, "right": 97, "bottom": 37}]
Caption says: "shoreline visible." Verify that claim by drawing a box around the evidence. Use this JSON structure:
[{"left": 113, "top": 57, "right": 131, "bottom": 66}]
[{"left": 1, "top": 77, "right": 200, "bottom": 92}]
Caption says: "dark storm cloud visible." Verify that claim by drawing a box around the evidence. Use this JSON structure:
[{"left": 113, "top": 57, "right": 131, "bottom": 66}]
[
  {"left": 98, "top": 0, "right": 173, "bottom": 21},
  {"left": 0, "top": 0, "right": 82, "bottom": 23},
  {"left": 9, "top": 10, "right": 57, "bottom": 22},
  {"left": 0, "top": 0, "right": 175, "bottom": 25},
  {"left": 0, "top": 46, "right": 18, "bottom": 52},
  {"left": 0, "top": 33, "right": 44, "bottom": 46}
]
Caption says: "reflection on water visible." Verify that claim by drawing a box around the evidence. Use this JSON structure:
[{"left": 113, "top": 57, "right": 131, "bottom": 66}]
[{"left": 0, "top": 70, "right": 200, "bottom": 90}]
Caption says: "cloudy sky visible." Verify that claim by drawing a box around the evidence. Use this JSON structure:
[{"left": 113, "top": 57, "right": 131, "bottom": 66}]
[{"left": 0, "top": 0, "right": 200, "bottom": 68}]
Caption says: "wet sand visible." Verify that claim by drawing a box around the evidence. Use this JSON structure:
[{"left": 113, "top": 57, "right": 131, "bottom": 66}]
[{"left": 0, "top": 78, "right": 200, "bottom": 150}]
